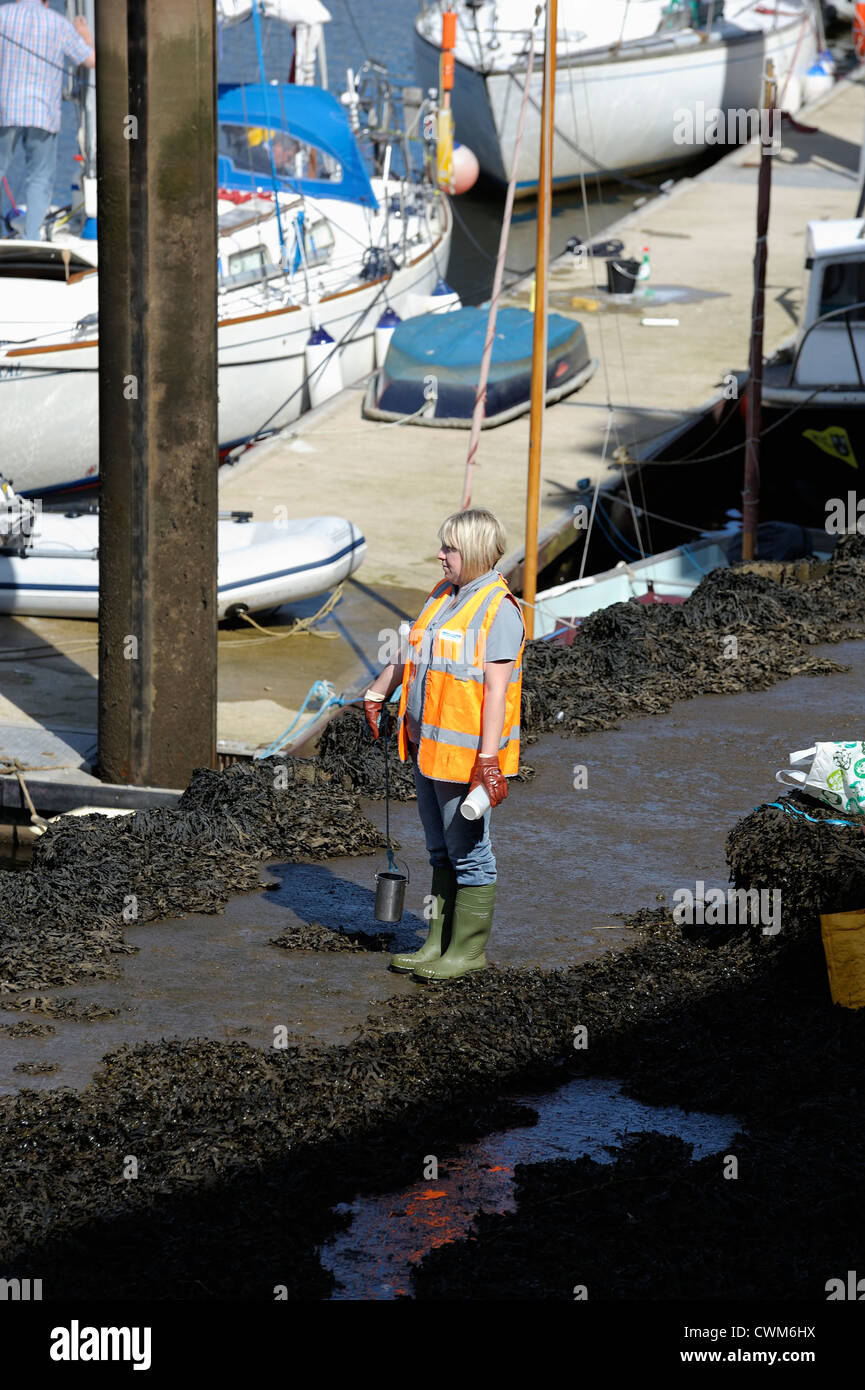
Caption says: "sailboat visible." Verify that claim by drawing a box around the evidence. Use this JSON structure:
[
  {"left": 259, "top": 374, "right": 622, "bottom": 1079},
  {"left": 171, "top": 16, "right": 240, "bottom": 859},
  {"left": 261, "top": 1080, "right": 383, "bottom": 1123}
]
[
  {"left": 0, "top": 1, "right": 456, "bottom": 495},
  {"left": 413, "top": 0, "right": 821, "bottom": 195}
]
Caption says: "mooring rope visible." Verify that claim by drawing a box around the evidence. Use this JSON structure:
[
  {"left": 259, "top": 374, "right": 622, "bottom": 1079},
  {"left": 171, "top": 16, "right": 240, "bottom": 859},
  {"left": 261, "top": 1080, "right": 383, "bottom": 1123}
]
[{"left": 230, "top": 581, "right": 346, "bottom": 641}]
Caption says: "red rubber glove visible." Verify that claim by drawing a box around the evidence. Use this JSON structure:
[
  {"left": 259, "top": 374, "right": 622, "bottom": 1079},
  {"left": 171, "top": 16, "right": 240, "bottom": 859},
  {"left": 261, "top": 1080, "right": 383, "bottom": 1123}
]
[
  {"left": 363, "top": 696, "right": 394, "bottom": 741},
  {"left": 363, "top": 697, "right": 383, "bottom": 740},
  {"left": 469, "top": 753, "right": 508, "bottom": 808}
]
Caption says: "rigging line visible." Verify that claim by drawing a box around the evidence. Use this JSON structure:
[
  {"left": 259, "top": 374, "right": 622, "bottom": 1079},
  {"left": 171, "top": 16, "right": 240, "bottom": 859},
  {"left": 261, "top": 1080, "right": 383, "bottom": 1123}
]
[
  {"left": 624, "top": 386, "right": 825, "bottom": 467},
  {"left": 571, "top": 110, "right": 647, "bottom": 555},
  {"left": 577, "top": 411, "right": 615, "bottom": 580},
  {"left": 340, "top": 0, "right": 375, "bottom": 66},
  {"left": 622, "top": 503, "right": 720, "bottom": 536},
  {"left": 570, "top": 49, "right": 637, "bottom": 443},
  {"left": 567, "top": 47, "right": 650, "bottom": 553},
  {"left": 250, "top": 0, "right": 288, "bottom": 265},
  {"left": 559, "top": 383, "right": 809, "bottom": 467},
  {"left": 465, "top": 0, "right": 490, "bottom": 73},
  {"left": 660, "top": 392, "right": 742, "bottom": 465},
  {"left": 236, "top": 274, "right": 391, "bottom": 448},
  {"left": 447, "top": 194, "right": 533, "bottom": 281}
]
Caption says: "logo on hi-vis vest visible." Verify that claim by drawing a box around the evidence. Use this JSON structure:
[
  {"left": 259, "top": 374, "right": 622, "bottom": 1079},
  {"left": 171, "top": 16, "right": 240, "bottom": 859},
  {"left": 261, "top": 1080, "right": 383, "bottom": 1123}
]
[
  {"left": 407, "top": 624, "right": 488, "bottom": 667},
  {"left": 804, "top": 426, "right": 858, "bottom": 468}
]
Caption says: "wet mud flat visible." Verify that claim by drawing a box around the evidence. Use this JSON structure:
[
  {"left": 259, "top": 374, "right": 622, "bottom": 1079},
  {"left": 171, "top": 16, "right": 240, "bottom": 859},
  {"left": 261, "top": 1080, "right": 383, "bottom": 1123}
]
[
  {"left": 0, "top": 551, "right": 864, "bottom": 1297},
  {"left": 2, "top": 882, "right": 865, "bottom": 1300}
]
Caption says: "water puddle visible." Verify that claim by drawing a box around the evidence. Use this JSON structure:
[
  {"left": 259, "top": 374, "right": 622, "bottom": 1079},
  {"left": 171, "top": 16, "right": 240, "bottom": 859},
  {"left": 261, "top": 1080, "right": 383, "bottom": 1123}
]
[{"left": 321, "top": 1075, "right": 740, "bottom": 1300}]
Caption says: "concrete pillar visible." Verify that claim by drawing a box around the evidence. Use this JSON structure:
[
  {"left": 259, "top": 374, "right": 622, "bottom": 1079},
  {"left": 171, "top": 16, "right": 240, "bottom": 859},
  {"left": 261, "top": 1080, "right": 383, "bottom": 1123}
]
[{"left": 96, "top": 0, "right": 218, "bottom": 788}]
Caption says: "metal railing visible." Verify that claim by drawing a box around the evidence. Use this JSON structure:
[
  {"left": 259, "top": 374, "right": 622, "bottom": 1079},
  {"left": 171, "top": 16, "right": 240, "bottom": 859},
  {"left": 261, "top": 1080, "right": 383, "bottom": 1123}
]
[{"left": 786, "top": 297, "right": 865, "bottom": 390}]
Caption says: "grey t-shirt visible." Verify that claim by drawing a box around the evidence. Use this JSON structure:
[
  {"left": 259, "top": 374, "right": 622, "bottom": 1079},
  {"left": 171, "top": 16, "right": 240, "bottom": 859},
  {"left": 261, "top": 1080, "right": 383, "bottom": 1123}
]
[{"left": 404, "top": 569, "right": 525, "bottom": 745}]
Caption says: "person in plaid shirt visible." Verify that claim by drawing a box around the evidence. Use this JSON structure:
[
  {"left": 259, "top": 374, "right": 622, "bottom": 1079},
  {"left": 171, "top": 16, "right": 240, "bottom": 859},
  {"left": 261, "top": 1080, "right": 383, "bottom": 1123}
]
[{"left": 0, "top": 0, "right": 94, "bottom": 241}]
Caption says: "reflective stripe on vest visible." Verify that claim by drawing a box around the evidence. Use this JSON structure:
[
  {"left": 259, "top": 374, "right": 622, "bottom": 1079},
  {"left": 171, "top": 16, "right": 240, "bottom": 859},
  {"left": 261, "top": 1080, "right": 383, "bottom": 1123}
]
[{"left": 397, "top": 573, "right": 525, "bottom": 782}]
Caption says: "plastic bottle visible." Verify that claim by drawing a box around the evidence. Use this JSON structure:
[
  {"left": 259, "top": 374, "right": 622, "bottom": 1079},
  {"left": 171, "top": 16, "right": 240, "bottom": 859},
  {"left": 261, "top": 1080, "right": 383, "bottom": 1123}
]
[{"left": 460, "top": 785, "right": 491, "bottom": 821}]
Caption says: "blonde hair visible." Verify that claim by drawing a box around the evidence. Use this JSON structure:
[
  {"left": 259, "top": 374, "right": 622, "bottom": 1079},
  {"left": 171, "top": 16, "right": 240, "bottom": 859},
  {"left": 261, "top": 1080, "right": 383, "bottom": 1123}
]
[{"left": 438, "top": 508, "right": 507, "bottom": 583}]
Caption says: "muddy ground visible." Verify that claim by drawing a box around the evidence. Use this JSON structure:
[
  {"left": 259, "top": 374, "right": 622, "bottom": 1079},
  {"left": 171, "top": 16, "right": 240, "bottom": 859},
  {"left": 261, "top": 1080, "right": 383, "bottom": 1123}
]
[{"left": 0, "top": 556, "right": 864, "bottom": 1299}]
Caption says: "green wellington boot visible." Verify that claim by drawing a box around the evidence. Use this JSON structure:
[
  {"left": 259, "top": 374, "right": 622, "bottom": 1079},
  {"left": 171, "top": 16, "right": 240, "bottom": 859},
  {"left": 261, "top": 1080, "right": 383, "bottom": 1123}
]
[
  {"left": 412, "top": 883, "right": 496, "bottom": 982},
  {"left": 389, "top": 863, "right": 458, "bottom": 974}
]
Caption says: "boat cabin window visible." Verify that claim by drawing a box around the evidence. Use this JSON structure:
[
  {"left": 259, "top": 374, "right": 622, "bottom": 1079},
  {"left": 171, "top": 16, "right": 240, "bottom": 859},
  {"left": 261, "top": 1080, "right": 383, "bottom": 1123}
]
[
  {"left": 219, "top": 123, "right": 342, "bottom": 184},
  {"left": 303, "top": 218, "right": 334, "bottom": 267},
  {"left": 219, "top": 243, "right": 282, "bottom": 290},
  {"left": 228, "top": 245, "right": 269, "bottom": 278},
  {"left": 818, "top": 260, "right": 865, "bottom": 323}
]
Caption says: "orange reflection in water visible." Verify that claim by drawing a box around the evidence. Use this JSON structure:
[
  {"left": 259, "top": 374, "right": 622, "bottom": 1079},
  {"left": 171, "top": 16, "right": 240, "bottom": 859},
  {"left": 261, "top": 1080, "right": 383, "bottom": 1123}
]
[{"left": 393, "top": 1168, "right": 515, "bottom": 1282}]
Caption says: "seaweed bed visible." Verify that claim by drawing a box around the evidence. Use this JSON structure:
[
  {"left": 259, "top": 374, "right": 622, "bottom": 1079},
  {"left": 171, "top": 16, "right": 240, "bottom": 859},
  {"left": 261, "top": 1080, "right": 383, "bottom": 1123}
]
[
  {"left": 0, "top": 759, "right": 387, "bottom": 991},
  {"left": 0, "top": 788, "right": 863, "bottom": 1297},
  {"left": 1, "top": 544, "right": 864, "bottom": 1298}
]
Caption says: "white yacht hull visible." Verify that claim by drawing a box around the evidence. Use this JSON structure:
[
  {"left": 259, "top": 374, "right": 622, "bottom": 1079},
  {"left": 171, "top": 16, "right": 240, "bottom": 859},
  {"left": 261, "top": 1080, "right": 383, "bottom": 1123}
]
[
  {"left": 0, "top": 194, "right": 454, "bottom": 495},
  {"left": 413, "top": 4, "right": 819, "bottom": 193}
]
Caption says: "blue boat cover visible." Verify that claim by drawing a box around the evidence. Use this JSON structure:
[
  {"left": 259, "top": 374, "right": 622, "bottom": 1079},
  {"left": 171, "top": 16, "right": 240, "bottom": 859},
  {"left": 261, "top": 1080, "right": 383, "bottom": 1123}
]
[
  {"left": 216, "top": 83, "right": 378, "bottom": 209},
  {"left": 384, "top": 305, "right": 581, "bottom": 383},
  {"left": 373, "top": 305, "right": 591, "bottom": 426}
]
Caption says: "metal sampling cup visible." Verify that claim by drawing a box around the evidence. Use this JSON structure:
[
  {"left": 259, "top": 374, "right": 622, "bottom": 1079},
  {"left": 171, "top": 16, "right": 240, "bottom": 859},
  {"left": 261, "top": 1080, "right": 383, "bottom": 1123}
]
[{"left": 374, "top": 868, "right": 408, "bottom": 923}]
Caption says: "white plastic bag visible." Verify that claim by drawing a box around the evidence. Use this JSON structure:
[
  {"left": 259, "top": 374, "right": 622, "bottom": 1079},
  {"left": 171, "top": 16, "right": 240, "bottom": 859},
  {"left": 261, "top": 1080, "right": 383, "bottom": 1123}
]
[{"left": 776, "top": 742, "right": 865, "bottom": 815}]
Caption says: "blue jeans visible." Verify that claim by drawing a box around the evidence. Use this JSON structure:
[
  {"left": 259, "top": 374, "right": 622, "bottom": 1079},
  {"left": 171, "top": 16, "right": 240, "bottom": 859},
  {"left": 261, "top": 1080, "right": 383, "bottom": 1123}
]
[
  {"left": 410, "top": 742, "right": 496, "bottom": 887},
  {"left": 0, "top": 126, "right": 58, "bottom": 241}
]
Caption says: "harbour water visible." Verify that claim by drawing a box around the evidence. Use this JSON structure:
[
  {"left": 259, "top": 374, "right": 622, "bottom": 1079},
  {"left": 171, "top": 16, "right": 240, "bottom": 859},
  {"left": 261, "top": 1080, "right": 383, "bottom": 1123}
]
[{"left": 321, "top": 1075, "right": 741, "bottom": 1300}]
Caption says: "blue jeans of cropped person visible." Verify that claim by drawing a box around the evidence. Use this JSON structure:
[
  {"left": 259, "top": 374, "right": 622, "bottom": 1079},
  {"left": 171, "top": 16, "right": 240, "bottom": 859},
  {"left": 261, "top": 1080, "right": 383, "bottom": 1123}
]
[
  {"left": 409, "top": 741, "right": 496, "bottom": 887},
  {"left": 0, "top": 126, "right": 58, "bottom": 241}
]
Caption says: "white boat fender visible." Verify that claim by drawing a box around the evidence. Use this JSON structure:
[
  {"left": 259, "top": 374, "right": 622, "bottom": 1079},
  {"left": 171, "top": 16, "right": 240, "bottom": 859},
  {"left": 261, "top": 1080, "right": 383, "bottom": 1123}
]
[
  {"left": 803, "top": 51, "right": 835, "bottom": 103},
  {"left": 429, "top": 276, "right": 461, "bottom": 314},
  {"left": 305, "top": 323, "right": 343, "bottom": 408},
  {"left": 374, "top": 306, "right": 402, "bottom": 369}
]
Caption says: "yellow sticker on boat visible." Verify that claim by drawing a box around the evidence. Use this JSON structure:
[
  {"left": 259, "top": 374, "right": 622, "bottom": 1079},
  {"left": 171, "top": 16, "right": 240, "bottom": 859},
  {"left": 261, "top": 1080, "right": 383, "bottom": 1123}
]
[{"left": 803, "top": 426, "right": 858, "bottom": 469}]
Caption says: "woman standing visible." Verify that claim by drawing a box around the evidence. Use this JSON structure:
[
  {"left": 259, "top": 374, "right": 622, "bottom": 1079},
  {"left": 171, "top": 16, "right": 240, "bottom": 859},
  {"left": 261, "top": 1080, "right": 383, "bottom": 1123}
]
[{"left": 363, "top": 508, "right": 525, "bottom": 982}]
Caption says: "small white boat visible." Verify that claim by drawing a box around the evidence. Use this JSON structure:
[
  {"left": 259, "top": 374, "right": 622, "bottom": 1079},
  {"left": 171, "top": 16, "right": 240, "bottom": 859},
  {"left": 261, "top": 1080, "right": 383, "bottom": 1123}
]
[
  {"left": 531, "top": 540, "right": 730, "bottom": 637},
  {"left": 530, "top": 528, "right": 834, "bottom": 637},
  {"left": 0, "top": 481, "right": 365, "bottom": 620},
  {"left": 413, "top": 0, "right": 820, "bottom": 195},
  {"left": 763, "top": 217, "right": 865, "bottom": 408}
]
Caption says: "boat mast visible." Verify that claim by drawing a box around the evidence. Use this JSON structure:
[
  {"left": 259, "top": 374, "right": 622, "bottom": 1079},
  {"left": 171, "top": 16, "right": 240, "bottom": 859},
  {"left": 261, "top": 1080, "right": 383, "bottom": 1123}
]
[
  {"left": 742, "top": 61, "right": 777, "bottom": 562},
  {"left": 523, "top": 0, "right": 556, "bottom": 637}
]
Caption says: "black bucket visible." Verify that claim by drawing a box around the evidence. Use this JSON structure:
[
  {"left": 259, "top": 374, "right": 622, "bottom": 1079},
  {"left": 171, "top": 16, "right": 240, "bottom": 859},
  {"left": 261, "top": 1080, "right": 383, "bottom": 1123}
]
[{"left": 606, "top": 258, "right": 640, "bottom": 295}]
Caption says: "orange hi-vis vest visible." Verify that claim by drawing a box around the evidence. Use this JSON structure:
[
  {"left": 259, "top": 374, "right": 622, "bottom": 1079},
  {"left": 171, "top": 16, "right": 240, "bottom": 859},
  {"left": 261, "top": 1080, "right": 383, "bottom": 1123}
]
[{"left": 397, "top": 572, "right": 525, "bottom": 782}]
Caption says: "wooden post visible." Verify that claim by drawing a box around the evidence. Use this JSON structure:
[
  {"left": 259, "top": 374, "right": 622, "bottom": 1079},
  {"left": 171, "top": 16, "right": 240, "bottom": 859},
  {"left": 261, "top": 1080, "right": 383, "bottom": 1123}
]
[
  {"left": 742, "top": 63, "right": 776, "bottom": 563},
  {"left": 96, "top": 0, "right": 218, "bottom": 788},
  {"left": 523, "top": 0, "right": 556, "bottom": 636}
]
